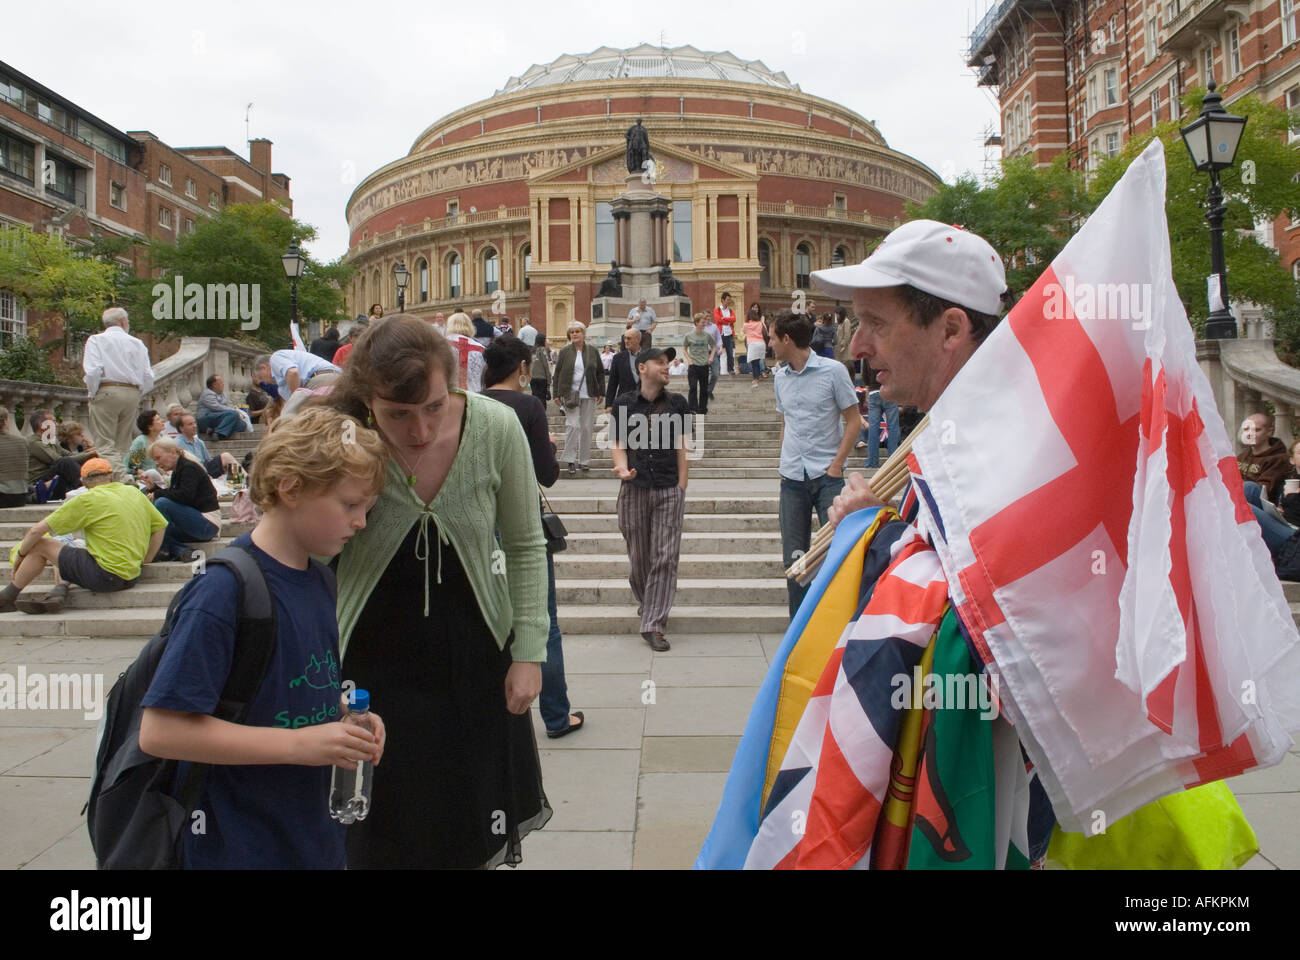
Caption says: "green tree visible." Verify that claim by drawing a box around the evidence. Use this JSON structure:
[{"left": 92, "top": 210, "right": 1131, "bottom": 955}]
[
  {"left": 1089, "top": 88, "right": 1300, "bottom": 343},
  {"left": 908, "top": 153, "right": 1089, "bottom": 299},
  {"left": 0, "top": 227, "right": 118, "bottom": 345},
  {"left": 140, "top": 202, "right": 353, "bottom": 344}
]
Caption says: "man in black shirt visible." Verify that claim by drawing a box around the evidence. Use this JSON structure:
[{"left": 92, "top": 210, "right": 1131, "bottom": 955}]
[{"left": 609, "top": 347, "right": 691, "bottom": 651}]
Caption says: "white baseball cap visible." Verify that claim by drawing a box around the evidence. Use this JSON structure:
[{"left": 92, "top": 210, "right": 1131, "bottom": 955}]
[{"left": 811, "top": 219, "right": 1007, "bottom": 316}]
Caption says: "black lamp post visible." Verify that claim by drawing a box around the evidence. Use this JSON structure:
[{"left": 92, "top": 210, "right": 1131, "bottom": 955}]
[
  {"left": 394, "top": 261, "right": 409, "bottom": 313},
  {"left": 1179, "top": 79, "right": 1248, "bottom": 340},
  {"left": 281, "top": 241, "right": 306, "bottom": 326}
]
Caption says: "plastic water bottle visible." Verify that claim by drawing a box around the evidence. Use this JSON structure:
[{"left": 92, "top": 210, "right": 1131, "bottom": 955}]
[{"left": 329, "top": 689, "right": 374, "bottom": 824}]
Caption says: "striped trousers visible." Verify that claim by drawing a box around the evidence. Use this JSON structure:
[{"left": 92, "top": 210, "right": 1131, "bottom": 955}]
[{"left": 616, "top": 483, "right": 686, "bottom": 634}]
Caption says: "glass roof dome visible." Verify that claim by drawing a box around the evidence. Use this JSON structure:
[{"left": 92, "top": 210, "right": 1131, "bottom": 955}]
[{"left": 496, "top": 43, "right": 799, "bottom": 95}]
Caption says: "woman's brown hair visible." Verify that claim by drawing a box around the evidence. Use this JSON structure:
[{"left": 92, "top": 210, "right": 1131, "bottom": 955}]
[{"left": 329, "top": 315, "right": 457, "bottom": 421}]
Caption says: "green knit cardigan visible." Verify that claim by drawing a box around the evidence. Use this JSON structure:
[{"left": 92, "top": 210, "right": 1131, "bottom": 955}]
[{"left": 336, "top": 390, "right": 549, "bottom": 662}]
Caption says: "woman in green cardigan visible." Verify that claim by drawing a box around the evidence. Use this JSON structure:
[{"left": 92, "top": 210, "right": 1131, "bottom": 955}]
[{"left": 330, "top": 316, "right": 552, "bottom": 868}]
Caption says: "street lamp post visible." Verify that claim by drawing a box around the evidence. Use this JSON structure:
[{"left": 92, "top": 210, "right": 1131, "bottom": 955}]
[
  {"left": 1179, "top": 79, "right": 1248, "bottom": 340},
  {"left": 281, "top": 241, "right": 306, "bottom": 327},
  {"left": 395, "top": 262, "right": 409, "bottom": 313}
]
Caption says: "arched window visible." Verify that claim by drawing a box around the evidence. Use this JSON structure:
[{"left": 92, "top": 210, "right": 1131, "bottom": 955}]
[
  {"left": 758, "top": 239, "right": 772, "bottom": 288},
  {"left": 832, "top": 245, "right": 849, "bottom": 268},
  {"left": 447, "top": 253, "right": 462, "bottom": 299},
  {"left": 795, "top": 243, "right": 812, "bottom": 290},
  {"left": 483, "top": 247, "right": 500, "bottom": 295},
  {"left": 416, "top": 258, "right": 429, "bottom": 303},
  {"left": 1293, "top": 259, "right": 1300, "bottom": 282},
  {"left": 520, "top": 243, "right": 531, "bottom": 291}
]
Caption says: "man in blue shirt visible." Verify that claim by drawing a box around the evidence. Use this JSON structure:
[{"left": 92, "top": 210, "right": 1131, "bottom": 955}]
[
  {"left": 771, "top": 310, "right": 860, "bottom": 618},
  {"left": 176, "top": 413, "right": 239, "bottom": 479},
  {"left": 256, "top": 350, "right": 340, "bottom": 397}
]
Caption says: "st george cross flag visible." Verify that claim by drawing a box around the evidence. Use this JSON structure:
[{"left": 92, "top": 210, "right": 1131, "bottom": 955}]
[
  {"left": 445, "top": 333, "right": 486, "bottom": 393},
  {"left": 909, "top": 139, "right": 1300, "bottom": 833}
]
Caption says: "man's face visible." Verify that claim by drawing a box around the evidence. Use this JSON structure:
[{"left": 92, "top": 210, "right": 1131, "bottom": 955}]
[
  {"left": 168, "top": 407, "right": 184, "bottom": 426},
  {"left": 180, "top": 416, "right": 198, "bottom": 439},
  {"left": 638, "top": 299, "right": 647, "bottom": 310},
  {"left": 639, "top": 356, "right": 670, "bottom": 389},
  {"left": 212, "top": 376, "right": 225, "bottom": 394},
  {"left": 770, "top": 333, "right": 798, "bottom": 364},
  {"left": 256, "top": 363, "right": 271, "bottom": 382},
  {"left": 1240, "top": 415, "right": 1271, "bottom": 447},
  {"left": 624, "top": 330, "right": 641, "bottom": 353},
  {"left": 850, "top": 287, "right": 956, "bottom": 408}
]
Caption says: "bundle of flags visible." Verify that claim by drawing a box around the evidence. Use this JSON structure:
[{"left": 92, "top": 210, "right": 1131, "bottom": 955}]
[{"left": 698, "top": 139, "right": 1300, "bottom": 869}]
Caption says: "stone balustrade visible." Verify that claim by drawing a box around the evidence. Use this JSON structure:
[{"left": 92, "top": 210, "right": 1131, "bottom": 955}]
[
  {"left": 0, "top": 337, "right": 264, "bottom": 435},
  {"left": 1198, "top": 338, "right": 1300, "bottom": 447}
]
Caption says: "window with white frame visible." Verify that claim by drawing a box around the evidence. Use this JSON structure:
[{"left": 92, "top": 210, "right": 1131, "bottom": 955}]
[
  {"left": 1202, "top": 45, "right": 1215, "bottom": 85},
  {"left": 1288, "top": 86, "right": 1300, "bottom": 142},
  {"left": 1150, "top": 89, "right": 1161, "bottom": 124},
  {"left": 1170, "top": 76, "right": 1182, "bottom": 120},
  {"left": 109, "top": 181, "right": 125, "bottom": 210},
  {"left": 1088, "top": 75, "right": 1098, "bottom": 115},
  {"left": 185, "top": 177, "right": 196, "bottom": 198},
  {"left": 1104, "top": 67, "right": 1119, "bottom": 105},
  {"left": 1293, "top": 259, "right": 1300, "bottom": 281},
  {"left": 1090, "top": 138, "right": 1100, "bottom": 171},
  {"left": 184, "top": 218, "right": 194, "bottom": 233},
  {"left": 158, "top": 207, "right": 172, "bottom": 229},
  {"left": 209, "top": 189, "right": 219, "bottom": 210},
  {"left": 1106, "top": 132, "right": 1120, "bottom": 157},
  {"left": 1286, "top": 0, "right": 1298, "bottom": 46},
  {"left": 1146, "top": 16, "right": 1157, "bottom": 63},
  {"left": 1227, "top": 27, "right": 1241, "bottom": 77},
  {"left": 1108, "top": 15, "right": 1117, "bottom": 43},
  {"left": 158, "top": 162, "right": 171, "bottom": 186},
  {"left": 0, "top": 290, "right": 26, "bottom": 347}
]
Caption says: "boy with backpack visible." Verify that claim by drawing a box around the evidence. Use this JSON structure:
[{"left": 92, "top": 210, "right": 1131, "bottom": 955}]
[{"left": 134, "top": 406, "right": 389, "bottom": 868}]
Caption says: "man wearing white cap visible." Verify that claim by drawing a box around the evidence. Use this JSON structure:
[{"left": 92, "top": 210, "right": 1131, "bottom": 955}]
[{"left": 811, "top": 219, "right": 1008, "bottom": 524}]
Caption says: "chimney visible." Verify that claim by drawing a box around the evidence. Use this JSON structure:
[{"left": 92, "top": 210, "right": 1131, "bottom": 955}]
[{"left": 248, "top": 138, "right": 272, "bottom": 173}]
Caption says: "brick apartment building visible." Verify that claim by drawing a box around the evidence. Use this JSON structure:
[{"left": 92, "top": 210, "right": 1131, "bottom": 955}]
[
  {"left": 968, "top": 0, "right": 1300, "bottom": 289},
  {"left": 0, "top": 60, "right": 291, "bottom": 363}
]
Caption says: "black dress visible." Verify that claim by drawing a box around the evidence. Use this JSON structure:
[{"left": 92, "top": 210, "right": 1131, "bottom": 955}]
[{"left": 342, "top": 520, "right": 552, "bottom": 868}]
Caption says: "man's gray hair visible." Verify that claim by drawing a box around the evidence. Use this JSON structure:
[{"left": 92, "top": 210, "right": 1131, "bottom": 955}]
[
  {"left": 254, "top": 354, "right": 271, "bottom": 369},
  {"left": 102, "top": 307, "right": 128, "bottom": 328}
]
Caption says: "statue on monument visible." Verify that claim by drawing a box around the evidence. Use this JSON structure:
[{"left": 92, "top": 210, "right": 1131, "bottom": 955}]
[
  {"left": 625, "top": 118, "right": 652, "bottom": 175},
  {"left": 596, "top": 261, "right": 623, "bottom": 298},
  {"left": 658, "top": 261, "right": 684, "bottom": 297}
]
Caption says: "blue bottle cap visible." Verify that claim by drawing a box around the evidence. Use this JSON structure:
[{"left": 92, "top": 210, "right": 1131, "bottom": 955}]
[{"left": 348, "top": 688, "right": 370, "bottom": 711}]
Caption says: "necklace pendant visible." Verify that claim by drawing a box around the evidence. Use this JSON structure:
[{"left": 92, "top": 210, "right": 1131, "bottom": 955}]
[{"left": 408, "top": 474, "right": 416, "bottom": 487}]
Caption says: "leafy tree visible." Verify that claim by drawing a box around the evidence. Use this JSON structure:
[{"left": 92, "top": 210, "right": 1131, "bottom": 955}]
[
  {"left": 139, "top": 202, "right": 352, "bottom": 345},
  {"left": 1089, "top": 88, "right": 1300, "bottom": 342},
  {"left": 0, "top": 335, "right": 58, "bottom": 384},
  {"left": 908, "top": 153, "right": 1089, "bottom": 299},
  {"left": 0, "top": 227, "right": 118, "bottom": 344}
]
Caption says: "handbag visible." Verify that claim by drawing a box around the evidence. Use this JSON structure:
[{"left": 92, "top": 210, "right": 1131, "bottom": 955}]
[{"left": 539, "top": 487, "right": 567, "bottom": 553}]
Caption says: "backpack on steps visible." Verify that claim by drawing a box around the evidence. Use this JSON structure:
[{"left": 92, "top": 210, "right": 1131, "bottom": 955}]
[{"left": 86, "top": 544, "right": 284, "bottom": 869}]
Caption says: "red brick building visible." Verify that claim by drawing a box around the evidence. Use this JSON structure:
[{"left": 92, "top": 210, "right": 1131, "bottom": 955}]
[
  {"left": 0, "top": 60, "right": 291, "bottom": 361},
  {"left": 345, "top": 44, "right": 942, "bottom": 340},
  {"left": 968, "top": 0, "right": 1300, "bottom": 292}
]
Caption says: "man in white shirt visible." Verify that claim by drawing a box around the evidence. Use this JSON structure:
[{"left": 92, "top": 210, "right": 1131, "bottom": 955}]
[
  {"left": 517, "top": 316, "right": 539, "bottom": 347},
  {"left": 628, "top": 299, "right": 658, "bottom": 349},
  {"left": 83, "top": 307, "right": 155, "bottom": 475}
]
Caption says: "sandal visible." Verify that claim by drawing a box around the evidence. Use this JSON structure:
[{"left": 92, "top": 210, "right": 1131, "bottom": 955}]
[{"left": 546, "top": 711, "right": 585, "bottom": 739}]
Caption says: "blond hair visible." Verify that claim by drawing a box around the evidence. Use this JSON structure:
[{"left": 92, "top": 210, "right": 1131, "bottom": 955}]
[
  {"left": 56, "top": 420, "right": 86, "bottom": 447},
  {"left": 445, "top": 312, "right": 473, "bottom": 336},
  {"left": 566, "top": 320, "right": 585, "bottom": 338},
  {"left": 249, "top": 405, "right": 387, "bottom": 512}
]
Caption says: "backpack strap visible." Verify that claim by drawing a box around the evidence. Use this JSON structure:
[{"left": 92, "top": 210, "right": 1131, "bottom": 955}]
[{"left": 174, "top": 543, "right": 278, "bottom": 813}]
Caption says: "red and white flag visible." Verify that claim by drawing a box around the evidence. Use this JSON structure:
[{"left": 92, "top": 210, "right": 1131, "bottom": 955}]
[{"left": 910, "top": 139, "right": 1300, "bottom": 832}]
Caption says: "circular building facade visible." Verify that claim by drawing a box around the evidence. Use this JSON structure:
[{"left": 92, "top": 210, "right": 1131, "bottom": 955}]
[{"left": 344, "top": 43, "right": 940, "bottom": 341}]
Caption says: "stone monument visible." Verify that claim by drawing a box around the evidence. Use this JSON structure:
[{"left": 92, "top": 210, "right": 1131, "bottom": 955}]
[{"left": 588, "top": 120, "right": 691, "bottom": 346}]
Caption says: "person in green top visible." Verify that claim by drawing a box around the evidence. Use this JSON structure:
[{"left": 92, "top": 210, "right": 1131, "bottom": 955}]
[
  {"left": 0, "top": 457, "right": 167, "bottom": 614},
  {"left": 127, "top": 409, "right": 165, "bottom": 480},
  {"left": 683, "top": 312, "right": 718, "bottom": 416},
  {"left": 26, "top": 408, "right": 100, "bottom": 500},
  {"left": 328, "top": 315, "right": 551, "bottom": 868}
]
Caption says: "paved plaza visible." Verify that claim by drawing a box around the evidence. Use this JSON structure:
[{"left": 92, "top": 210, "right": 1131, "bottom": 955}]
[{"left": 1, "top": 472, "right": 1297, "bottom": 870}]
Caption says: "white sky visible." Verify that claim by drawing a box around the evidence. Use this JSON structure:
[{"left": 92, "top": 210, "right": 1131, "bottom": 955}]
[{"left": 6, "top": 0, "right": 1001, "bottom": 262}]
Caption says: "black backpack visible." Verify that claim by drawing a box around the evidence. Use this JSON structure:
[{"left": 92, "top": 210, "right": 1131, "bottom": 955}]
[
  {"left": 85, "top": 544, "right": 330, "bottom": 869},
  {"left": 1276, "top": 530, "right": 1300, "bottom": 583}
]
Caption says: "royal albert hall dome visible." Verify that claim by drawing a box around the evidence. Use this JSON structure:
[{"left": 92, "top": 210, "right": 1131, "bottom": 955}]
[{"left": 345, "top": 43, "right": 941, "bottom": 340}]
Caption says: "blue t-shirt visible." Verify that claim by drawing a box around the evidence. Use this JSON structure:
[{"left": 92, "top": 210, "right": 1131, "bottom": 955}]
[{"left": 142, "top": 533, "right": 346, "bottom": 868}]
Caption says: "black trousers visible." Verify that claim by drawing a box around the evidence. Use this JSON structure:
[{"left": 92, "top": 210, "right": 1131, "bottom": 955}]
[{"left": 687, "top": 364, "right": 710, "bottom": 414}]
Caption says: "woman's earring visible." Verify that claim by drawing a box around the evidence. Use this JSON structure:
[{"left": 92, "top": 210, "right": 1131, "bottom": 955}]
[
  {"left": 519, "top": 375, "right": 530, "bottom": 389},
  {"left": 366, "top": 409, "right": 374, "bottom": 427}
]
